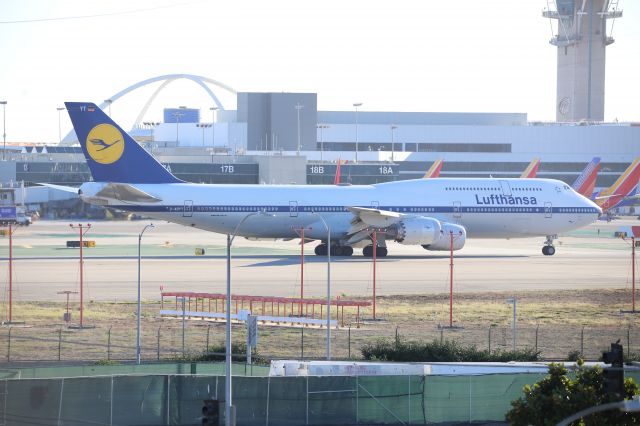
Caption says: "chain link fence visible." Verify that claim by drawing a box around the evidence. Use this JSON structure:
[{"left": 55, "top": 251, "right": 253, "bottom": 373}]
[{"left": 0, "top": 320, "right": 637, "bottom": 364}]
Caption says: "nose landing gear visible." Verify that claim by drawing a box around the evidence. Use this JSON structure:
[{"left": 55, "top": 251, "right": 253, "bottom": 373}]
[{"left": 542, "top": 235, "right": 557, "bottom": 256}]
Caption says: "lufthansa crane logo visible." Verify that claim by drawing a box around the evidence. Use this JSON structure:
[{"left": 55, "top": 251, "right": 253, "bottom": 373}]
[{"left": 86, "top": 124, "right": 125, "bottom": 164}]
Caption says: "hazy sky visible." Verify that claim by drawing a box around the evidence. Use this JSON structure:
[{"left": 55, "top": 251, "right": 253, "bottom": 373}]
[{"left": 0, "top": 0, "right": 638, "bottom": 142}]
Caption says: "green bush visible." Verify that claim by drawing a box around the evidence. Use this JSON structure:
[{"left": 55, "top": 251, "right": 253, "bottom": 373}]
[
  {"left": 361, "top": 338, "right": 540, "bottom": 362},
  {"left": 172, "top": 342, "right": 268, "bottom": 365},
  {"left": 93, "top": 359, "right": 120, "bottom": 366},
  {"left": 506, "top": 361, "right": 640, "bottom": 425},
  {"left": 566, "top": 350, "right": 582, "bottom": 362}
]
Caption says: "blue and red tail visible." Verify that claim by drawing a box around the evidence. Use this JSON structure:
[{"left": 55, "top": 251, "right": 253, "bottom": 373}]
[
  {"left": 423, "top": 159, "right": 443, "bottom": 179},
  {"left": 572, "top": 157, "right": 601, "bottom": 198},
  {"left": 65, "top": 102, "right": 181, "bottom": 184},
  {"left": 595, "top": 158, "right": 640, "bottom": 212},
  {"left": 519, "top": 158, "right": 540, "bottom": 179}
]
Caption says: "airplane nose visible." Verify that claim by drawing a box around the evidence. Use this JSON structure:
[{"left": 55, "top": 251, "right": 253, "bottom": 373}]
[{"left": 584, "top": 197, "right": 602, "bottom": 215}]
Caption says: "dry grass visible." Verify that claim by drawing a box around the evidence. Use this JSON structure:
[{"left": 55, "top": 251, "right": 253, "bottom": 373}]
[{"left": 0, "top": 288, "right": 638, "bottom": 363}]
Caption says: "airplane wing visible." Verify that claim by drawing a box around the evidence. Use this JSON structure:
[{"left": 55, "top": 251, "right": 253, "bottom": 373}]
[
  {"left": 94, "top": 183, "right": 162, "bottom": 204},
  {"left": 38, "top": 183, "right": 80, "bottom": 194},
  {"left": 345, "top": 206, "right": 403, "bottom": 244}
]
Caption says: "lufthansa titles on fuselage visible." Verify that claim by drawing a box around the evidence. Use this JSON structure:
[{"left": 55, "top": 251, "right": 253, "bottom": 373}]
[{"left": 474, "top": 194, "right": 538, "bottom": 205}]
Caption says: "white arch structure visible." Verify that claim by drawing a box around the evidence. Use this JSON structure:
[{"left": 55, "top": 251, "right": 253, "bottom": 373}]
[{"left": 62, "top": 74, "right": 237, "bottom": 145}]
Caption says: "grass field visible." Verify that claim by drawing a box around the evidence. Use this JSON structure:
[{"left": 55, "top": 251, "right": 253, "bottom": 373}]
[{"left": 0, "top": 287, "right": 639, "bottom": 365}]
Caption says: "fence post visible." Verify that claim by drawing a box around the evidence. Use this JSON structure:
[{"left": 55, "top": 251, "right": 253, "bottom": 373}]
[
  {"left": 300, "top": 327, "right": 304, "bottom": 359},
  {"left": 535, "top": 324, "right": 539, "bottom": 353},
  {"left": 580, "top": 326, "right": 585, "bottom": 357},
  {"left": 206, "top": 325, "right": 211, "bottom": 353},
  {"left": 488, "top": 325, "right": 492, "bottom": 354},
  {"left": 107, "top": 326, "right": 112, "bottom": 361},
  {"left": 58, "top": 329, "right": 62, "bottom": 361},
  {"left": 6, "top": 328, "right": 11, "bottom": 362},
  {"left": 628, "top": 326, "right": 631, "bottom": 358},
  {"left": 348, "top": 325, "right": 351, "bottom": 359},
  {"left": 157, "top": 327, "right": 161, "bottom": 361},
  {"left": 440, "top": 329, "right": 443, "bottom": 344},
  {"left": 395, "top": 326, "right": 399, "bottom": 348}
]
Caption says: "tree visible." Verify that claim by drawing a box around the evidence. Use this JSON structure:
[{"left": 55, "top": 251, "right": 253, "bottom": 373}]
[{"left": 506, "top": 361, "right": 640, "bottom": 425}]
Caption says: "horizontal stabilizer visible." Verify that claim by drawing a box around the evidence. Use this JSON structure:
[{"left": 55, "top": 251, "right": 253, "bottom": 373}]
[
  {"left": 38, "top": 183, "right": 80, "bottom": 194},
  {"left": 94, "top": 183, "right": 162, "bottom": 203}
]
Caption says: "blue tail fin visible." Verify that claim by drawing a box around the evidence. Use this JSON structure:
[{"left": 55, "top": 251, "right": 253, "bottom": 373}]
[{"left": 65, "top": 102, "right": 182, "bottom": 184}]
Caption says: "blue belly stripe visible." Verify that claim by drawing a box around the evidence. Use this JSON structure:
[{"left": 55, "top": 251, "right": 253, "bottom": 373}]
[{"left": 111, "top": 205, "right": 600, "bottom": 214}]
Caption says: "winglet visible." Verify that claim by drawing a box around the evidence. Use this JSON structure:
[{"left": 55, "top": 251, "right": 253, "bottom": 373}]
[{"left": 65, "top": 102, "right": 182, "bottom": 184}]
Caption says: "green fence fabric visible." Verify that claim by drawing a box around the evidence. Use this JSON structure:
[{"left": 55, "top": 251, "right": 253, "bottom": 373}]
[
  {"left": 0, "top": 372, "right": 568, "bottom": 425},
  {"left": 0, "top": 361, "right": 270, "bottom": 379}
]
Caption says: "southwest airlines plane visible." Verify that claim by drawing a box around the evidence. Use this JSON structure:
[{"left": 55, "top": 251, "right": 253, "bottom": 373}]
[{"left": 65, "top": 102, "right": 601, "bottom": 257}]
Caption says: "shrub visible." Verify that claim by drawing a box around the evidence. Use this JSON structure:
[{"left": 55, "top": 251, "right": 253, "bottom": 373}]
[
  {"left": 93, "top": 359, "right": 120, "bottom": 366},
  {"left": 506, "top": 361, "right": 640, "bottom": 425},
  {"left": 173, "top": 342, "right": 268, "bottom": 365},
  {"left": 566, "top": 350, "right": 582, "bottom": 362},
  {"left": 361, "top": 338, "right": 540, "bottom": 362}
]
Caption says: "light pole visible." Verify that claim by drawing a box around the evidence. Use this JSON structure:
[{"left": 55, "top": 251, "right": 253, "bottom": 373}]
[
  {"left": 136, "top": 223, "right": 154, "bottom": 365},
  {"left": 226, "top": 211, "right": 261, "bottom": 426},
  {"left": 317, "top": 124, "right": 329, "bottom": 162},
  {"left": 69, "top": 223, "right": 91, "bottom": 328},
  {"left": 353, "top": 103, "right": 362, "bottom": 163},
  {"left": 390, "top": 125, "right": 397, "bottom": 163},
  {"left": 57, "top": 107, "right": 66, "bottom": 144},
  {"left": 295, "top": 103, "right": 304, "bottom": 155},
  {"left": 145, "top": 122, "right": 160, "bottom": 144},
  {"left": 1, "top": 101, "right": 7, "bottom": 161},
  {"left": 172, "top": 112, "right": 184, "bottom": 145},
  {"left": 311, "top": 211, "right": 332, "bottom": 360},
  {"left": 506, "top": 298, "right": 517, "bottom": 351},
  {"left": 197, "top": 124, "right": 211, "bottom": 147},
  {"left": 210, "top": 107, "right": 218, "bottom": 148},
  {"left": 104, "top": 99, "right": 113, "bottom": 117}
]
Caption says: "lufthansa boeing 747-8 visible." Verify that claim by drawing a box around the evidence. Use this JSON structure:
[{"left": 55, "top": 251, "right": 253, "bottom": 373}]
[{"left": 65, "top": 102, "right": 601, "bottom": 257}]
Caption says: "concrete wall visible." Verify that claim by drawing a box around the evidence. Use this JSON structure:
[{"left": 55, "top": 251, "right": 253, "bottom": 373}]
[
  {"left": 239, "top": 92, "right": 317, "bottom": 152},
  {"left": 256, "top": 155, "right": 307, "bottom": 185}
]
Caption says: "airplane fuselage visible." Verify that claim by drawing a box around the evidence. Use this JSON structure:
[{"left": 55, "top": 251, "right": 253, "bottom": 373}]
[{"left": 81, "top": 177, "right": 600, "bottom": 242}]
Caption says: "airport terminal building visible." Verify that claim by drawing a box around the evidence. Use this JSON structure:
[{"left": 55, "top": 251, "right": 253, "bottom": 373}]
[{"left": 3, "top": 90, "right": 638, "bottom": 190}]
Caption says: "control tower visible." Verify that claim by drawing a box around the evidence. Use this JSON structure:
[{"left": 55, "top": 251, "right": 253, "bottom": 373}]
[{"left": 543, "top": 0, "right": 622, "bottom": 122}]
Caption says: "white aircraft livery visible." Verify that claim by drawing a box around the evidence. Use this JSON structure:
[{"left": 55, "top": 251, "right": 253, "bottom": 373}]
[{"left": 66, "top": 102, "right": 601, "bottom": 257}]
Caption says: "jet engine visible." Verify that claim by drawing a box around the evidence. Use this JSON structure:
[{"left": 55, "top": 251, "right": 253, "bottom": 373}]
[
  {"left": 422, "top": 222, "right": 467, "bottom": 251},
  {"left": 394, "top": 217, "right": 441, "bottom": 245}
]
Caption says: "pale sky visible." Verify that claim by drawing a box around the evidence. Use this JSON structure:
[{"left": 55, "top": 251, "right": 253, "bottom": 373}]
[{"left": 0, "top": 0, "right": 638, "bottom": 143}]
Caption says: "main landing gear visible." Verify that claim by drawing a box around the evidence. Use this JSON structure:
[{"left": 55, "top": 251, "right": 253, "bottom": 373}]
[
  {"left": 542, "top": 235, "right": 556, "bottom": 256},
  {"left": 363, "top": 245, "right": 388, "bottom": 258},
  {"left": 314, "top": 244, "right": 353, "bottom": 257}
]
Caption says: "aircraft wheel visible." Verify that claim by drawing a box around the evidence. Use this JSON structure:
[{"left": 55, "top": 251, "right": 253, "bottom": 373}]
[
  {"left": 362, "top": 245, "right": 373, "bottom": 257},
  {"left": 542, "top": 246, "right": 556, "bottom": 256},
  {"left": 315, "top": 244, "right": 327, "bottom": 256},
  {"left": 343, "top": 246, "right": 354, "bottom": 256},
  {"left": 330, "top": 245, "right": 342, "bottom": 256},
  {"left": 376, "top": 247, "right": 388, "bottom": 257}
]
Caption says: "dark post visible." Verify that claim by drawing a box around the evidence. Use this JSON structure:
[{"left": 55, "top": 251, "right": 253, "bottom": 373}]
[
  {"left": 107, "top": 326, "right": 112, "bottom": 361},
  {"left": 602, "top": 341, "right": 624, "bottom": 401}
]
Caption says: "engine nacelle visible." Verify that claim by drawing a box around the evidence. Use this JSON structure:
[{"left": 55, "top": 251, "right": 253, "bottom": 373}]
[
  {"left": 394, "top": 217, "right": 441, "bottom": 245},
  {"left": 422, "top": 222, "right": 467, "bottom": 251}
]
